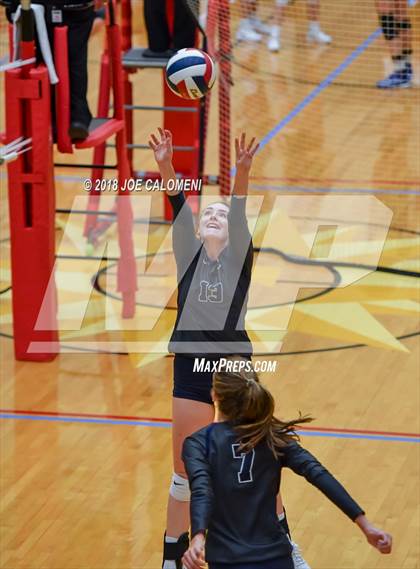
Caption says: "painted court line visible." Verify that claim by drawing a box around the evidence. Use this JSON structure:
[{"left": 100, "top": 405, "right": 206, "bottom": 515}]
[
  {"left": 258, "top": 29, "right": 382, "bottom": 151},
  {"left": 250, "top": 184, "right": 420, "bottom": 196},
  {"left": 231, "top": 28, "right": 382, "bottom": 179},
  {"left": 1, "top": 409, "right": 417, "bottom": 438},
  {"left": 250, "top": 176, "right": 420, "bottom": 187},
  {"left": 1, "top": 411, "right": 418, "bottom": 443}
]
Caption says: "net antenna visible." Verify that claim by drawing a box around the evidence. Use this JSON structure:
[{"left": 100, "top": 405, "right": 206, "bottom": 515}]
[{"left": 181, "top": 0, "right": 233, "bottom": 195}]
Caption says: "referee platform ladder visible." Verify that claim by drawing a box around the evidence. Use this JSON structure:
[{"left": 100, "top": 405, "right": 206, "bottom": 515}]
[
  {"left": 2, "top": 0, "right": 136, "bottom": 364},
  {"left": 54, "top": 0, "right": 137, "bottom": 319}
]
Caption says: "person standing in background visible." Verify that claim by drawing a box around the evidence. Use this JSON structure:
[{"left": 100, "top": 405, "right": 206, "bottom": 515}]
[
  {"left": 1, "top": 0, "right": 97, "bottom": 141},
  {"left": 143, "top": 0, "right": 197, "bottom": 57},
  {"left": 376, "top": 0, "right": 414, "bottom": 88},
  {"left": 236, "top": 0, "right": 332, "bottom": 52}
]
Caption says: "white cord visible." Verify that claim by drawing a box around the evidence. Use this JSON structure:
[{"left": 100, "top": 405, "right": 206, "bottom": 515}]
[{"left": 0, "top": 57, "right": 36, "bottom": 73}]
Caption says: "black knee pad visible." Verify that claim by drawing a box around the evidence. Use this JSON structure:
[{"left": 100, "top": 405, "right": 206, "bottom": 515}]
[
  {"left": 380, "top": 13, "right": 398, "bottom": 40},
  {"left": 162, "top": 532, "right": 190, "bottom": 568}
]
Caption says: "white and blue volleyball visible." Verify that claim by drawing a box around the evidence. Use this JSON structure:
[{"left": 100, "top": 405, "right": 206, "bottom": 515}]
[{"left": 165, "top": 48, "right": 217, "bottom": 100}]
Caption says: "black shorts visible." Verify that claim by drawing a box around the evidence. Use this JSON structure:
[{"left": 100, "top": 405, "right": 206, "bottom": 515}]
[
  {"left": 173, "top": 355, "right": 223, "bottom": 405},
  {"left": 209, "top": 557, "right": 294, "bottom": 569}
]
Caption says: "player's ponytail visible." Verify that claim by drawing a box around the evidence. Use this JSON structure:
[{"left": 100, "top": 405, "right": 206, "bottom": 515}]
[{"left": 213, "top": 357, "right": 313, "bottom": 458}]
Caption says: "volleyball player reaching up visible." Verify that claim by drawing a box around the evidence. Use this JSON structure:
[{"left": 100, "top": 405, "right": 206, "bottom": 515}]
[
  {"left": 149, "top": 128, "right": 264, "bottom": 569},
  {"left": 150, "top": 129, "right": 311, "bottom": 569},
  {"left": 182, "top": 358, "right": 393, "bottom": 569},
  {"left": 151, "top": 128, "right": 313, "bottom": 569}
]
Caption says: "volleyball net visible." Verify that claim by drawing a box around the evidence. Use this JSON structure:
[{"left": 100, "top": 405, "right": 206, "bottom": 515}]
[{"left": 180, "top": 0, "right": 419, "bottom": 228}]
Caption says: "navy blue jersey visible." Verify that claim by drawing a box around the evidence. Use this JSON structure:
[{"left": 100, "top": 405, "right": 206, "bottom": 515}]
[
  {"left": 182, "top": 422, "right": 365, "bottom": 564},
  {"left": 168, "top": 193, "right": 253, "bottom": 357}
]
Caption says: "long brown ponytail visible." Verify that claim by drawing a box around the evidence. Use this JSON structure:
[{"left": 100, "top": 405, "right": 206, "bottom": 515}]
[{"left": 213, "top": 357, "right": 313, "bottom": 457}]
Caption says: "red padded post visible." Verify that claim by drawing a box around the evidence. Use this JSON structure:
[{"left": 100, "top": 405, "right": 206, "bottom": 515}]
[
  {"left": 6, "top": 65, "right": 58, "bottom": 361},
  {"left": 163, "top": 0, "right": 201, "bottom": 220},
  {"left": 163, "top": 84, "right": 201, "bottom": 219}
]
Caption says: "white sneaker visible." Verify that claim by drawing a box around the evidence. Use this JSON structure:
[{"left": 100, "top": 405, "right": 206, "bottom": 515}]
[
  {"left": 267, "top": 26, "right": 281, "bottom": 52},
  {"left": 236, "top": 19, "right": 263, "bottom": 42},
  {"left": 250, "top": 17, "right": 272, "bottom": 35},
  {"left": 291, "top": 541, "right": 311, "bottom": 569},
  {"left": 307, "top": 27, "right": 332, "bottom": 44}
]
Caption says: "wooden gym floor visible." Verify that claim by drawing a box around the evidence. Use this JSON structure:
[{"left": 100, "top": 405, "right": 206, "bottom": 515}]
[{"left": 0, "top": 2, "right": 419, "bottom": 568}]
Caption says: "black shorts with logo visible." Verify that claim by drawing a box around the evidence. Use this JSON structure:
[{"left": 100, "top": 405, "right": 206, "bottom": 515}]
[{"left": 173, "top": 355, "right": 221, "bottom": 405}]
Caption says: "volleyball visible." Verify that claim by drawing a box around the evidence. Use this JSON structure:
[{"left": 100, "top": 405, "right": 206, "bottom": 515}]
[{"left": 165, "top": 48, "right": 217, "bottom": 100}]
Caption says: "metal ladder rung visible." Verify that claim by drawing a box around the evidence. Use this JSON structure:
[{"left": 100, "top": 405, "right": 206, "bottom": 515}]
[
  {"left": 124, "top": 104, "right": 198, "bottom": 113},
  {"left": 122, "top": 47, "right": 170, "bottom": 69}
]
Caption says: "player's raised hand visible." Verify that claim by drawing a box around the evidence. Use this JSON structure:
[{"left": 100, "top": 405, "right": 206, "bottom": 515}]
[
  {"left": 182, "top": 533, "right": 206, "bottom": 569},
  {"left": 148, "top": 128, "right": 173, "bottom": 165},
  {"left": 235, "top": 132, "right": 259, "bottom": 172}
]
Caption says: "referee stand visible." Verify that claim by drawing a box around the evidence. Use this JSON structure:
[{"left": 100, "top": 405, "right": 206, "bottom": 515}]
[
  {"left": 4, "top": 0, "right": 58, "bottom": 361},
  {"left": 3, "top": 0, "right": 137, "bottom": 362}
]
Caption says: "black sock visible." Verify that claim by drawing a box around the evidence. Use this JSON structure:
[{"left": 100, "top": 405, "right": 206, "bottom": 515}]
[{"left": 162, "top": 532, "right": 189, "bottom": 569}]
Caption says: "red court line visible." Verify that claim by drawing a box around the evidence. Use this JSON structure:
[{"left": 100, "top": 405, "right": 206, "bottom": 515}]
[
  {"left": 0, "top": 408, "right": 172, "bottom": 424},
  {"left": 249, "top": 176, "right": 420, "bottom": 187},
  {"left": 1, "top": 409, "right": 418, "bottom": 438}
]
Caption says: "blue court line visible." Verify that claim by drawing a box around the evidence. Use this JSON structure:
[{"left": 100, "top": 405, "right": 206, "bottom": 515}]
[
  {"left": 250, "top": 184, "right": 420, "bottom": 196},
  {"left": 295, "top": 430, "right": 419, "bottom": 444},
  {"left": 231, "top": 28, "right": 382, "bottom": 177},
  {"left": 0, "top": 413, "right": 171, "bottom": 429},
  {"left": 1, "top": 413, "right": 419, "bottom": 443}
]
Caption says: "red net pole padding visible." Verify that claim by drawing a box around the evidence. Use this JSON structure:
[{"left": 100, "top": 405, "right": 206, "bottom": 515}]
[
  {"left": 163, "top": 0, "right": 201, "bottom": 220},
  {"left": 54, "top": 26, "right": 73, "bottom": 154},
  {"left": 163, "top": 84, "right": 201, "bottom": 220},
  {"left": 218, "top": 0, "right": 231, "bottom": 196},
  {"left": 108, "top": 17, "right": 137, "bottom": 318},
  {"left": 6, "top": 65, "right": 58, "bottom": 361}
]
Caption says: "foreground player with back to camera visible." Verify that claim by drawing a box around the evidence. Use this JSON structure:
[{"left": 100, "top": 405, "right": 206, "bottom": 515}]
[
  {"left": 182, "top": 357, "right": 393, "bottom": 569},
  {"left": 149, "top": 129, "right": 310, "bottom": 569}
]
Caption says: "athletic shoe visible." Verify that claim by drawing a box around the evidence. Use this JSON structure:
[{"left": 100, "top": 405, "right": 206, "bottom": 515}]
[
  {"left": 236, "top": 19, "right": 263, "bottom": 42},
  {"left": 291, "top": 541, "right": 311, "bottom": 569},
  {"left": 306, "top": 28, "right": 332, "bottom": 44},
  {"left": 377, "top": 63, "right": 413, "bottom": 88},
  {"left": 250, "top": 16, "right": 272, "bottom": 35},
  {"left": 68, "top": 121, "right": 90, "bottom": 141},
  {"left": 267, "top": 26, "right": 281, "bottom": 52}
]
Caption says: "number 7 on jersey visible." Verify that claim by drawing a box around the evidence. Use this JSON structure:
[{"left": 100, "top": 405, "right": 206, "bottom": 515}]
[{"left": 232, "top": 444, "right": 255, "bottom": 484}]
